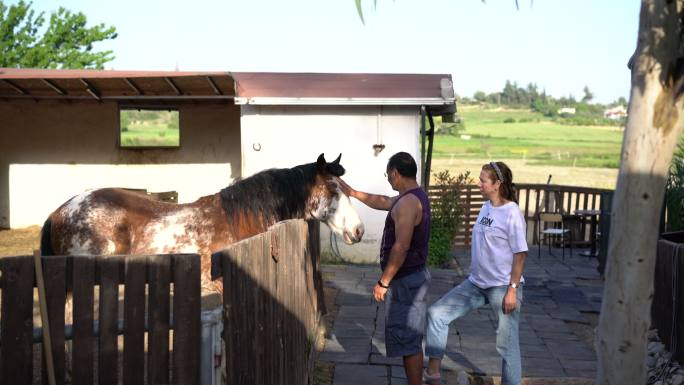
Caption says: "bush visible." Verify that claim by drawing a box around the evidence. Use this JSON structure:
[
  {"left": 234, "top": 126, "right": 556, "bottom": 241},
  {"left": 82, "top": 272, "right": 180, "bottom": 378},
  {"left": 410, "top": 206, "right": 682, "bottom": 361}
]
[
  {"left": 666, "top": 139, "right": 684, "bottom": 231},
  {"left": 435, "top": 114, "right": 465, "bottom": 136},
  {"left": 435, "top": 122, "right": 464, "bottom": 135},
  {"left": 503, "top": 117, "right": 516, "bottom": 123},
  {"left": 428, "top": 170, "right": 472, "bottom": 267}
]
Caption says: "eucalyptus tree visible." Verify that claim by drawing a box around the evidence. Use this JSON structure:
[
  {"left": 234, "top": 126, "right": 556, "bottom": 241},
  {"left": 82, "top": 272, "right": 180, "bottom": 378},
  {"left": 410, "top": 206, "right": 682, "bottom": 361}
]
[{"left": 598, "top": 2, "right": 684, "bottom": 383}]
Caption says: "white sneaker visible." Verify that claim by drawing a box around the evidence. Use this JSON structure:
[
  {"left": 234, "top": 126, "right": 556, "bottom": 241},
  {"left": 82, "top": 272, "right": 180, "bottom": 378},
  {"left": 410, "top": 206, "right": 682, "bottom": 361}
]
[
  {"left": 423, "top": 369, "right": 443, "bottom": 385},
  {"left": 456, "top": 371, "right": 470, "bottom": 385}
]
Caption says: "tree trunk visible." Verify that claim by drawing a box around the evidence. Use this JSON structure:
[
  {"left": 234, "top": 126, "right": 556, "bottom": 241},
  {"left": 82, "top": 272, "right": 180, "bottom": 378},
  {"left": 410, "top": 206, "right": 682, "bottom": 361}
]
[{"left": 597, "top": 0, "right": 684, "bottom": 383}]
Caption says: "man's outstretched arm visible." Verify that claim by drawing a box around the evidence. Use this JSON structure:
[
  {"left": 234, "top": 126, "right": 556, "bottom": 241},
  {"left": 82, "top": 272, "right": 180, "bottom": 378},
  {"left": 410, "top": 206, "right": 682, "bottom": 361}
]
[{"left": 337, "top": 177, "right": 395, "bottom": 211}]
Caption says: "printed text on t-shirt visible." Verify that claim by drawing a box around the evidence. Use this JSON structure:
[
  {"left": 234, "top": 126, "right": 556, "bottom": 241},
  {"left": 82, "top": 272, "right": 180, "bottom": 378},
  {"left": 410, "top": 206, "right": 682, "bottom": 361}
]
[{"left": 479, "top": 216, "right": 493, "bottom": 227}]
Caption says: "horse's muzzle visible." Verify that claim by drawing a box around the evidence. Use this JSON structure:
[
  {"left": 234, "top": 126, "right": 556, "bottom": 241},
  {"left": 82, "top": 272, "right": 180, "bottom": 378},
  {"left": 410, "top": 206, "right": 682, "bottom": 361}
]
[{"left": 343, "top": 224, "right": 364, "bottom": 244}]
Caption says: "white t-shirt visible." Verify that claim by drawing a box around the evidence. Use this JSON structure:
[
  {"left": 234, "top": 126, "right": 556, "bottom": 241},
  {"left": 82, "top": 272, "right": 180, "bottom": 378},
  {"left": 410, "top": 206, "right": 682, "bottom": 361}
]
[{"left": 469, "top": 200, "right": 528, "bottom": 289}]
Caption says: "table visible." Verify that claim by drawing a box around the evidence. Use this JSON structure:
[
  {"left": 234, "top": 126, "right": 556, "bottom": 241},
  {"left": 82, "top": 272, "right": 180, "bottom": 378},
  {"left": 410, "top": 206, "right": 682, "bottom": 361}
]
[{"left": 574, "top": 209, "right": 601, "bottom": 257}]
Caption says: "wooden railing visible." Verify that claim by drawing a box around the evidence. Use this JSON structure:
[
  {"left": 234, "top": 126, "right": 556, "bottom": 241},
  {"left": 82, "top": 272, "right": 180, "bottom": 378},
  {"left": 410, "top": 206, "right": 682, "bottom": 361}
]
[{"left": 428, "top": 183, "right": 613, "bottom": 249}]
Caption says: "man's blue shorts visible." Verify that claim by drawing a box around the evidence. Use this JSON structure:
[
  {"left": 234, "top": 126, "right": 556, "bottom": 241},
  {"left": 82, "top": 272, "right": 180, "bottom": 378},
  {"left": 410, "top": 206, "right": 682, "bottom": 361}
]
[{"left": 383, "top": 268, "right": 431, "bottom": 357}]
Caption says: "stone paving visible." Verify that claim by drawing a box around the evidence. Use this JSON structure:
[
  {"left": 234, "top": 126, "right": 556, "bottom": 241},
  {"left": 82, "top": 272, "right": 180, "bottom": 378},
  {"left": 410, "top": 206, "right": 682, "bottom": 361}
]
[{"left": 318, "top": 248, "right": 603, "bottom": 384}]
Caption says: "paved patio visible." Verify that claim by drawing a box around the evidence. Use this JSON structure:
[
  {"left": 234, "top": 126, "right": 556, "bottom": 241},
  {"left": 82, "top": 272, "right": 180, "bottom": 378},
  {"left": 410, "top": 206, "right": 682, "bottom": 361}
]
[{"left": 318, "top": 248, "right": 603, "bottom": 384}]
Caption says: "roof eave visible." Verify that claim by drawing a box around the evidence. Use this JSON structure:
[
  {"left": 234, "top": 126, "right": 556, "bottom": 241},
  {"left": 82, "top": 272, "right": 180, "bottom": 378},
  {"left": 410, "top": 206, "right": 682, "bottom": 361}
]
[{"left": 234, "top": 97, "right": 455, "bottom": 106}]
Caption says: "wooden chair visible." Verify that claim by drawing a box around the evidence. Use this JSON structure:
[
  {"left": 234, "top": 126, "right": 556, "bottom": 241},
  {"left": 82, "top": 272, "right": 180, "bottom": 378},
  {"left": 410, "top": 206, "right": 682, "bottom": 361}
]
[{"left": 538, "top": 212, "right": 573, "bottom": 260}]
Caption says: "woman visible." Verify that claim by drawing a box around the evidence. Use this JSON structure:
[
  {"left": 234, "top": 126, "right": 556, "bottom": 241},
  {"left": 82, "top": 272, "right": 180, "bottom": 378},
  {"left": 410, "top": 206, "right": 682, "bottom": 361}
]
[{"left": 423, "top": 161, "right": 528, "bottom": 385}]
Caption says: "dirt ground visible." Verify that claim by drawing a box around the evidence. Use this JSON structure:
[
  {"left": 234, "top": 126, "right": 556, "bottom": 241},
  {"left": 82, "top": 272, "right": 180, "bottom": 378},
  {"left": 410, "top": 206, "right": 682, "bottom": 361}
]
[{"left": 0, "top": 225, "right": 41, "bottom": 257}]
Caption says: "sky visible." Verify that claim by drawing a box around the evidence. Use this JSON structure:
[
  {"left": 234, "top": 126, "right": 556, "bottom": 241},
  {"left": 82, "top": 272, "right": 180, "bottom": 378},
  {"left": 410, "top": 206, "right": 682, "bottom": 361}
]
[{"left": 24, "top": 0, "right": 640, "bottom": 104}]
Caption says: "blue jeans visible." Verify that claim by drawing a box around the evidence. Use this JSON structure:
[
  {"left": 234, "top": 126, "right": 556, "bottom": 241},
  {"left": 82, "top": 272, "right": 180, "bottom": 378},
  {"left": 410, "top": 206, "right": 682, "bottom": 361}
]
[
  {"left": 425, "top": 280, "right": 523, "bottom": 385},
  {"left": 384, "top": 268, "right": 431, "bottom": 357}
]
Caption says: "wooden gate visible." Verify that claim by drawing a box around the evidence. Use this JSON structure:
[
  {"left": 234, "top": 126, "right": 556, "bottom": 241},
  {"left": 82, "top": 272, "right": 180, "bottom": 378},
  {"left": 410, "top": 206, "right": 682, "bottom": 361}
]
[
  {"left": 211, "top": 219, "right": 324, "bottom": 385},
  {"left": 0, "top": 253, "right": 201, "bottom": 385}
]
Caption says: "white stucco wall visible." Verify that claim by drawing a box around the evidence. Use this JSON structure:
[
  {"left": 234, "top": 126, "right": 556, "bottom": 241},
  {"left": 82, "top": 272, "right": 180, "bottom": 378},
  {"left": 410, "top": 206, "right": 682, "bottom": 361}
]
[
  {"left": 240, "top": 105, "right": 423, "bottom": 263},
  {"left": 9, "top": 163, "right": 233, "bottom": 228},
  {"left": 0, "top": 100, "right": 241, "bottom": 229}
]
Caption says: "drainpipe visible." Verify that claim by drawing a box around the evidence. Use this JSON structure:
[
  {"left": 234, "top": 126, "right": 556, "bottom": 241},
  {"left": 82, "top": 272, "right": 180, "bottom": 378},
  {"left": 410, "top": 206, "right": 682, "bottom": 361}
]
[{"left": 424, "top": 108, "right": 435, "bottom": 189}]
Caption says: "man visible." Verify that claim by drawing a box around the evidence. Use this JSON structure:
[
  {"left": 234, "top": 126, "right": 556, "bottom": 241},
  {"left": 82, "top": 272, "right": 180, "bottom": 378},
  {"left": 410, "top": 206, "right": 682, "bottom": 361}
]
[{"left": 338, "top": 152, "right": 431, "bottom": 385}]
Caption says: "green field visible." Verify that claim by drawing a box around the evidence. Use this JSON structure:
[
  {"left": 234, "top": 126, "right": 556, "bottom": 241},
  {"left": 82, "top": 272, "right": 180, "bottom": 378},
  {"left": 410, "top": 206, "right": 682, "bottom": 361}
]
[
  {"left": 434, "top": 106, "right": 624, "bottom": 168},
  {"left": 120, "top": 110, "right": 179, "bottom": 147},
  {"left": 120, "top": 123, "right": 179, "bottom": 147}
]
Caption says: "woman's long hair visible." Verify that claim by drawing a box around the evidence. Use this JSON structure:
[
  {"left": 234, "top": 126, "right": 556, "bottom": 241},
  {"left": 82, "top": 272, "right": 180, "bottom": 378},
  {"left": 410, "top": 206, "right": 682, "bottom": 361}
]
[{"left": 482, "top": 161, "right": 517, "bottom": 203}]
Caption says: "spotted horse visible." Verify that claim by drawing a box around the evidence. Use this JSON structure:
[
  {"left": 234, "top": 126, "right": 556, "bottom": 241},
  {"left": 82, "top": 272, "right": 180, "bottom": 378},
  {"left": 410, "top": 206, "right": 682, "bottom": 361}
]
[{"left": 40, "top": 153, "right": 365, "bottom": 292}]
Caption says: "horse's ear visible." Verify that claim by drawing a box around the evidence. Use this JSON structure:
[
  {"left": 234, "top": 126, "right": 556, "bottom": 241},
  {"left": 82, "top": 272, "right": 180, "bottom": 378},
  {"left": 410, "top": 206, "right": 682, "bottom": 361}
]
[
  {"left": 332, "top": 154, "right": 342, "bottom": 165},
  {"left": 316, "top": 153, "right": 326, "bottom": 170}
]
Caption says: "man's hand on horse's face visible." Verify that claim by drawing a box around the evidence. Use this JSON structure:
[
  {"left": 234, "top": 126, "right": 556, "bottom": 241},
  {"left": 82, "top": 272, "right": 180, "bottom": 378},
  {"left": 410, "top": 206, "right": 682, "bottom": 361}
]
[{"left": 335, "top": 177, "right": 353, "bottom": 197}]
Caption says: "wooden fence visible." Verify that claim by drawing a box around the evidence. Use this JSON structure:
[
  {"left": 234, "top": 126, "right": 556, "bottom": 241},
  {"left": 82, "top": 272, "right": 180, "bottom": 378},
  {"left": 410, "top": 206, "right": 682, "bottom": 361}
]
[
  {"left": 0, "top": 253, "right": 201, "bottom": 385},
  {"left": 652, "top": 231, "right": 684, "bottom": 364},
  {"left": 0, "top": 219, "right": 324, "bottom": 385},
  {"left": 428, "top": 183, "right": 613, "bottom": 249},
  {"left": 211, "top": 219, "right": 324, "bottom": 385}
]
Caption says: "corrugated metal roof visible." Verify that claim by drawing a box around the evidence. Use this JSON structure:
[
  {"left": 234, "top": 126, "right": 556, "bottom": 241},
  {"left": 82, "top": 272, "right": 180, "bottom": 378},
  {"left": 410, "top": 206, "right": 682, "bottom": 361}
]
[
  {"left": 0, "top": 68, "right": 230, "bottom": 79},
  {"left": 0, "top": 68, "right": 454, "bottom": 105},
  {"left": 0, "top": 68, "right": 235, "bottom": 100}
]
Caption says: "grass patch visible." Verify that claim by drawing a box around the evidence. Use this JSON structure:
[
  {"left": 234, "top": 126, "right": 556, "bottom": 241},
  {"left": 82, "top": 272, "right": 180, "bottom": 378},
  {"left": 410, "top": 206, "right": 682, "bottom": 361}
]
[
  {"left": 435, "top": 106, "right": 624, "bottom": 168},
  {"left": 121, "top": 123, "right": 179, "bottom": 147}
]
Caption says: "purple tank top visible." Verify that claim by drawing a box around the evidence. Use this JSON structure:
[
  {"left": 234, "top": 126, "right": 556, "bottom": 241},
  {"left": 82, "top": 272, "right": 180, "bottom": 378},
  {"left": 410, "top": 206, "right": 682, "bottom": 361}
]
[{"left": 380, "top": 187, "right": 431, "bottom": 278}]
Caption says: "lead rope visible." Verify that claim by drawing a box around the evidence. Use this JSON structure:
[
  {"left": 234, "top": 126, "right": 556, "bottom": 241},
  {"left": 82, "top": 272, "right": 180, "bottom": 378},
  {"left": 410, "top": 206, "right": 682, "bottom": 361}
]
[{"left": 330, "top": 233, "right": 344, "bottom": 261}]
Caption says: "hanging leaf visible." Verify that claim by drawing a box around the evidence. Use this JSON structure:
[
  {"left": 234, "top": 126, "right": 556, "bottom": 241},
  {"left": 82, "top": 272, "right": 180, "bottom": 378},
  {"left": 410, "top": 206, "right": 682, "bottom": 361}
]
[{"left": 355, "top": 0, "right": 365, "bottom": 25}]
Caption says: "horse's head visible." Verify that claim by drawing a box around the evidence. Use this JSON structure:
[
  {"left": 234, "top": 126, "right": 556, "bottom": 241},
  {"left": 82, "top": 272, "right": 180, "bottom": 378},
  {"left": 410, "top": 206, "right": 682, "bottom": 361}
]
[{"left": 308, "top": 153, "right": 364, "bottom": 245}]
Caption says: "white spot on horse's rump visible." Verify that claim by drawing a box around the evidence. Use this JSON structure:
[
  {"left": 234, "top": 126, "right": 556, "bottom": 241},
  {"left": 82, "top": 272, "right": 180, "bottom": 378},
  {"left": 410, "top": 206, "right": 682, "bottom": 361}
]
[
  {"left": 106, "top": 240, "right": 116, "bottom": 253},
  {"left": 68, "top": 239, "right": 93, "bottom": 255},
  {"left": 146, "top": 209, "right": 204, "bottom": 254},
  {"left": 63, "top": 191, "right": 92, "bottom": 218}
]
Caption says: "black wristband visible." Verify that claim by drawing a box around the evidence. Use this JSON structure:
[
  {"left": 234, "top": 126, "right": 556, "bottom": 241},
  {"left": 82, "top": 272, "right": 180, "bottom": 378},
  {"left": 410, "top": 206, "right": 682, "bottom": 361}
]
[{"left": 377, "top": 280, "right": 389, "bottom": 289}]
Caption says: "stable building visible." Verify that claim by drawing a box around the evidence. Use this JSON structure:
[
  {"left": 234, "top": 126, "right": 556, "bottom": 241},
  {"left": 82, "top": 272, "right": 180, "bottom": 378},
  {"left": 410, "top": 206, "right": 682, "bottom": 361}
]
[{"left": 0, "top": 68, "right": 455, "bottom": 262}]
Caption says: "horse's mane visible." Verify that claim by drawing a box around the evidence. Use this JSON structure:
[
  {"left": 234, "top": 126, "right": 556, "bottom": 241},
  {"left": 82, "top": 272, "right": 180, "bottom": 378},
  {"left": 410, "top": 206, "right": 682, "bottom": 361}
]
[{"left": 219, "top": 162, "right": 319, "bottom": 223}]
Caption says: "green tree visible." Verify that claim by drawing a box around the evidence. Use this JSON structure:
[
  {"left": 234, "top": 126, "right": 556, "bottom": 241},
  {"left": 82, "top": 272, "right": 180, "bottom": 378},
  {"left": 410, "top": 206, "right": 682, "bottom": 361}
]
[
  {"left": 613, "top": 96, "right": 628, "bottom": 106},
  {"left": 0, "top": 0, "right": 117, "bottom": 68},
  {"left": 581, "top": 85, "right": 594, "bottom": 103},
  {"left": 665, "top": 138, "right": 684, "bottom": 231},
  {"left": 473, "top": 90, "right": 487, "bottom": 103}
]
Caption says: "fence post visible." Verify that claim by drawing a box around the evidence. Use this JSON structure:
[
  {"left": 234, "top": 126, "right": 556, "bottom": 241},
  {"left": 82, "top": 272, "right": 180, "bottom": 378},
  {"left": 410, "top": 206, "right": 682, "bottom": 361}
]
[{"left": 34, "top": 250, "right": 56, "bottom": 385}]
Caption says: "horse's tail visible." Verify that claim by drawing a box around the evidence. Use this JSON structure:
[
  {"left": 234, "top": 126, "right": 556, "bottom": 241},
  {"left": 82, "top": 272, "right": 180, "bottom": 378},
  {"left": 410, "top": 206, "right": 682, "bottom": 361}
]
[{"left": 40, "top": 217, "right": 54, "bottom": 256}]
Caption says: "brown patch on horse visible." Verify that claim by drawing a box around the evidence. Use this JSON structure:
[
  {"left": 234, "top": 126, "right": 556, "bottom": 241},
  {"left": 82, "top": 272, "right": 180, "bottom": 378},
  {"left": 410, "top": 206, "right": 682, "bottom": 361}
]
[{"left": 306, "top": 174, "right": 339, "bottom": 218}]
